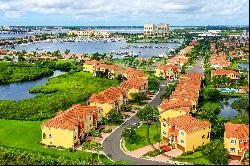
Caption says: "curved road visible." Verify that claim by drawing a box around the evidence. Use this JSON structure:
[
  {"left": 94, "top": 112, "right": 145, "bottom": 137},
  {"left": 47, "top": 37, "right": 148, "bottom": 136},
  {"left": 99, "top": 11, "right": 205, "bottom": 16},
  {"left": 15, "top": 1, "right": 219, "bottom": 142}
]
[{"left": 102, "top": 81, "right": 170, "bottom": 165}]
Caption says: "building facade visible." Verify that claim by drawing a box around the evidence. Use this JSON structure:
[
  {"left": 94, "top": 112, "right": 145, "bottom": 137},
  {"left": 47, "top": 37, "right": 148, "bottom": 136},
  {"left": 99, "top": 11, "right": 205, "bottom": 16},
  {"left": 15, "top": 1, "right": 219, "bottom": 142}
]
[
  {"left": 224, "top": 122, "right": 249, "bottom": 160},
  {"left": 161, "top": 115, "right": 211, "bottom": 152},
  {"left": 41, "top": 104, "right": 99, "bottom": 148},
  {"left": 144, "top": 23, "right": 170, "bottom": 38}
]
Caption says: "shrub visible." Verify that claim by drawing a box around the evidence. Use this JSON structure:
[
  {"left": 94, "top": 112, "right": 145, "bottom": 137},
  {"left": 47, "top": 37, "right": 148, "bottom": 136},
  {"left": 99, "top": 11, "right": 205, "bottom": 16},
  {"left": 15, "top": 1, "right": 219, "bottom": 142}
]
[{"left": 102, "top": 128, "right": 112, "bottom": 133}]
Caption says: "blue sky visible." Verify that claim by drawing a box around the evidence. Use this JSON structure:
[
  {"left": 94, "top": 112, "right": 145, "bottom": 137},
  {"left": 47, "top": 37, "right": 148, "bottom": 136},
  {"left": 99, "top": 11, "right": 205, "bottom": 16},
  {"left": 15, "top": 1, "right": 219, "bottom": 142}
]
[{"left": 0, "top": 0, "right": 249, "bottom": 26}]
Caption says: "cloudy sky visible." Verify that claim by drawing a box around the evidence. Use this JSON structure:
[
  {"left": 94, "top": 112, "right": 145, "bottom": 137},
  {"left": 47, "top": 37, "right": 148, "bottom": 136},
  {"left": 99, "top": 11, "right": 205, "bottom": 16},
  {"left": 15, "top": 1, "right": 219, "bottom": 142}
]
[{"left": 0, "top": 0, "right": 249, "bottom": 26}]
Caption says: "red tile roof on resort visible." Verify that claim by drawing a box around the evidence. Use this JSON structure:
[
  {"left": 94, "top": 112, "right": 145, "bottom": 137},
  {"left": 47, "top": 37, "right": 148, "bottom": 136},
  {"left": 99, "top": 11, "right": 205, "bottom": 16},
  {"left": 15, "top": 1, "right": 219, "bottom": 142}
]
[
  {"left": 42, "top": 104, "right": 98, "bottom": 130},
  {"left": 210, "top": 54, "right": 231, "bottom": 67},
  {"left": 121, "top": 68, "right": 148, "bottom": 78},
  {"left": 165, "top": 114, "right": 211, "bottom": 133},
  {"left": 167, "top": 72, "right": 202, "bottom": 102},
  {"left": 95, "top": 64, "right": 120, "bottom": 70},
  {"left": 88, "top": 86, "right": 125, "bottom": 103},
  {"left": 211, "top": 69, "right": 240, "bottom": 76},
  {"left": 225, "top": 122, "right": 249, "bottom": 139},
  {"left": 120, "top": 78, "right": 146, "bottom": 90},
  {"left": 159, "top": 99, "right": 192, "bottom": 110},
  {"left": 84, "top": 60, "right": 100, "bottom": 65},
  {"left": 155, "top": 64, "right": 180, "bottom": 70}
]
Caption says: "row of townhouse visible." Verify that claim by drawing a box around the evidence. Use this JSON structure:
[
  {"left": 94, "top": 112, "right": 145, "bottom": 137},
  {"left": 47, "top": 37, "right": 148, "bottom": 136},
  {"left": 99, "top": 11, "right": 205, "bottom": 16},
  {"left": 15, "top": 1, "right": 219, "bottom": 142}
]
[
  {"left": 159, "top": 73, "right": 212, "bottom": 152},
  {"left": 41, "top": 65, "right": 149, "bottom": 149},
  {"left": 154, "top": 45, "right": 195, "bottom": 80},
  {"left": 83, "top": 60, "right": 148, "bottom": 80}
]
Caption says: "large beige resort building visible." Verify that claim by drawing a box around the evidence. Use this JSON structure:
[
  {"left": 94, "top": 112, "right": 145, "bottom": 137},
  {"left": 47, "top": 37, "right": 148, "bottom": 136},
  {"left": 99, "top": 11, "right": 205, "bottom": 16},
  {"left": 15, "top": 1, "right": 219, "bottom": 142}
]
[{"left": 144, "top": 23, "right": 170, "bottom": 38}]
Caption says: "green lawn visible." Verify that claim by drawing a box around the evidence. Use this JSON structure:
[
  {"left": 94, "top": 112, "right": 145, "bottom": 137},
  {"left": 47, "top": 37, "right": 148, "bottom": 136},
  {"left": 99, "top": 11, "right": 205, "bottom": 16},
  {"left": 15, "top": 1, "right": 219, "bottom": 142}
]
[
  {"left": 125, "top": 124, "right": 161, "bottom": 151},
  {"left": 173, "top": 151, "right": 212, "bottom": 165},
  {"left": 0, "top": 71, "right": 119, "bottom": 121},
  {"left": 0, "top": 119, "right": 129, "bottom": 165}
]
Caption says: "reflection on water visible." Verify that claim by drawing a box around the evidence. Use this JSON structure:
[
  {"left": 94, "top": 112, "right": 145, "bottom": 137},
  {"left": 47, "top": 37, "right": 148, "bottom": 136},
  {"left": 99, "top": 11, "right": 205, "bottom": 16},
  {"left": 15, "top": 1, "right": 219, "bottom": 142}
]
[
  {"left": 219, "top": 98, "right": 239, "bottom": 118},
  {"left": 0, "top": 70, "right": 65, "bottom": 101}
]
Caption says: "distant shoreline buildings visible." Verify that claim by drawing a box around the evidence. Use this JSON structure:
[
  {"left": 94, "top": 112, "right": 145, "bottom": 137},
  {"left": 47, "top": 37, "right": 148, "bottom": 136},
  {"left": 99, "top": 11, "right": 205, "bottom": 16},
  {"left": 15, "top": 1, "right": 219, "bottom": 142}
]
[
  {"left": 67, "top": 30, "right": 111, "bottom": 38},
  {"left": 144, "top": 23, "right": 170, "bottom": 39}
]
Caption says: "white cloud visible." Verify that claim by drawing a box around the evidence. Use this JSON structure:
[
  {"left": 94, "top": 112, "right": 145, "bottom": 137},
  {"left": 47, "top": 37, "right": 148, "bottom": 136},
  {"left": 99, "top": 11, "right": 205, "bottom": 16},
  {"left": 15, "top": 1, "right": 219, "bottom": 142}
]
[
  {"left": 0, "top": 0, "right": 249, "bottom": 24},
  {"left": 4, "top": 11, "right": 22, "bottom": 19}
]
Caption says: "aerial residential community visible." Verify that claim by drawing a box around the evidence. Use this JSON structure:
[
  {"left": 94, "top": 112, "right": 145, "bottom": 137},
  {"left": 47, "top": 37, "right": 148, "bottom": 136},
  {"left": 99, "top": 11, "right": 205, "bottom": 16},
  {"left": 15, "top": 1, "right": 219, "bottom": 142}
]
[{"left": 0, "top": 0, "right": 249, "bottom": 165}]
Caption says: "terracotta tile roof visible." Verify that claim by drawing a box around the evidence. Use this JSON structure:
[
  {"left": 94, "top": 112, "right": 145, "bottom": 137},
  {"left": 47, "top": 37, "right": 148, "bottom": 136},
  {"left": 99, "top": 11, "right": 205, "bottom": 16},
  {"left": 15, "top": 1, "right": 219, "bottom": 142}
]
[
  {"left": 121, "top": 68, "right": 148, "bottom": 78},
  {"left": 211, "top": 69, "right": 240, "bottom": 77},
  {"left": 95, "top": 64, "right": 120, "bottom": 70},
  {"left": 156, "top": 64, "right": 180, "bottom": 71},
  {"left": 165, "top": 114, "right": 211, "bottom": 134},
  {"left": 42, "top": 104, "right": 98, "bottom": 130},
  {"left": 88, "top": 86, "right": 125, "bottom": 103},
  {"left": 159, "top": 99, "right": 192, "bottom": 110},
  {"left": 120, "top": 78, "right": 147, "bottom": 91},
  {"left": 84, "top": 60, "right": 100, "bottom": 65},
  {"left": 225, "top": 122, "right": 249, "bottom": 139},
  {"left": 210, "top": 54, "right": 231, "bottom": 67}
]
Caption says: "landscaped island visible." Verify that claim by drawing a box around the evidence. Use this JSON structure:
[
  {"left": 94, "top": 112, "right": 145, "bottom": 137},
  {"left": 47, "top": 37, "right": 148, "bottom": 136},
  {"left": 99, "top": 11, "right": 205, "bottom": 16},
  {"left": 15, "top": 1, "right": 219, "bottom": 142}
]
[
  {"left": 0, "top": 61, "right": 53, "bottom": 84},
  {"left": 0, "top": 71, "right": 119, "bottom": 120}
]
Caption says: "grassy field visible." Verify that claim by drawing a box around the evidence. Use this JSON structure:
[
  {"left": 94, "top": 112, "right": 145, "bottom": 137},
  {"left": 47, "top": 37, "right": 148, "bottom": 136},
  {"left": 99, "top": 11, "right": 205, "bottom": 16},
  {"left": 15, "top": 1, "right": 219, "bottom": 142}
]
[
  {"left": 125, "top": 124, "right": 161, "bottom": 151},
  {"left": 0, "top": 71, "right": 119, "bottom": 121},
  {"left": 0, "top": 119, "right": 129, "bottom": 164}
]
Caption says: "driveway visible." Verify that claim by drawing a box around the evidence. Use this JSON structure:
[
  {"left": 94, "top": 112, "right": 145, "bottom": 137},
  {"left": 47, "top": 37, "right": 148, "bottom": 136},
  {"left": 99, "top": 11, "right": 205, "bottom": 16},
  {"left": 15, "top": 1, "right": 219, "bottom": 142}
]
[{"left": 102, "top": 81, "right": 170, "bottom": 165}]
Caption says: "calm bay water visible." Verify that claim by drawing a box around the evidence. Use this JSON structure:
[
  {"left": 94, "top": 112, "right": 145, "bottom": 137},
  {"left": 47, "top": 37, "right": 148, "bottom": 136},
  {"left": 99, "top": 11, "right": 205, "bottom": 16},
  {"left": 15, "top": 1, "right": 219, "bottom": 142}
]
[
  {"left": 219, "top": 98, "right": 239, "bottom": 118},
  {"left": 0, "top": 70, "right": 65, "bottom": 101},
  {"left": 10, "top": 40, "right": 181, "bottom": 58}
]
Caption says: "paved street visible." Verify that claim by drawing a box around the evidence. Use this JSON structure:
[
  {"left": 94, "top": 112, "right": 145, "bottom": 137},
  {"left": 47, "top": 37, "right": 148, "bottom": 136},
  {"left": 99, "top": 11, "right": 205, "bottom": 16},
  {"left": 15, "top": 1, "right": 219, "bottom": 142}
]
[
  {"left": 102, "top": 57, "right": 203, "bottom": 165},
  {"left": 102, "top": 81, "right": 169, "bottom": 165},
  {"left": 186, "top": 57, "right": 204, "bottom": 75}
]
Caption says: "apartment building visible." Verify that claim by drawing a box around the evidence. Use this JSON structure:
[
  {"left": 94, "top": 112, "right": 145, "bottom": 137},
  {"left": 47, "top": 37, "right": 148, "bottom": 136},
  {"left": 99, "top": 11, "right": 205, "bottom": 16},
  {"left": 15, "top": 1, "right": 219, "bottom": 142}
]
[
  {"left": 93, "top": 64, "right": 121, "bottom": 79},
  {"left": 224, "top": 122, "right": 249, "bottom": 160},
  {"left": 211, "top": 69, "right": 241, "bottom": 80},
  {"left": 120, "top": 68, "right": 148, "bottom": 80},
  {"left": 87, "top": 86, "right": 126, "bottom": 117},
  {"left": 41, "top": 104, "right": 99, "bottom": 148},
  {"left": 120, "top": 78, "right": 148, "bottom": 100},
  {"left": 159, "top": 100, "right": 192, "bottom": 120},
  {"left": 161, "top": 114, "right": 211, "bottom": 152},
  {"left": 144, "top": 23, "right": 170, "bottom": 39},
  {"left": 154, "top": 64, "right": 180, "bottom": 80}
]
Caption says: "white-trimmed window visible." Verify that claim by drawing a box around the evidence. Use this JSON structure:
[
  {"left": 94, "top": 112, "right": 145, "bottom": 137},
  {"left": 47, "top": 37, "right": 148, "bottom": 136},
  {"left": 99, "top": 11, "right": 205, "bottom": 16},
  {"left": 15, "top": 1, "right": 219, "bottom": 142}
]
[
  {"left": 180, "top": 140, "right": 184, "bottom": 144},
  {"left": 229, "top": 148, "right": 235, "bottom": 152},
  {"left": 163, "top": 131, "right": 166, "bottom": 135},
  {"left": 163, "top": 122, "right": 166, "bottom": 127},
  {"left": 180, "top": 132, "right": 184, "bottom": 136},
  {"left": 230, "top": 139, "right": 236, "bottom": 144},
  {"left": 49, "top": 134, "right": 52, "bottom": 138}
]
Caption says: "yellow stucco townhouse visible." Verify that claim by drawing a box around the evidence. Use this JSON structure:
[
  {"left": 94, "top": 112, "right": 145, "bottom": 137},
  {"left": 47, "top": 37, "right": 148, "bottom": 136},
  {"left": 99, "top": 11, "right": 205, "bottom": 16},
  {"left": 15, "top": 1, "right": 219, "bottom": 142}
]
[
  {"left": 41, "top": 104, "right": 99, "bottom": 149},
  {"left": 211, "top": 69, "right": 241, "bottom": 80},
  {"left": 88, "top": 86, "right": 126, "bottom": 118},
  {"left": 161, "top": 114, "right": 211, "bottom": 152},
  {"left": 224, "top": 122, "right": 249, "bottom": 161},
  {"left": 120, "top": 78, "right": 148, "bottom": 100}
]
